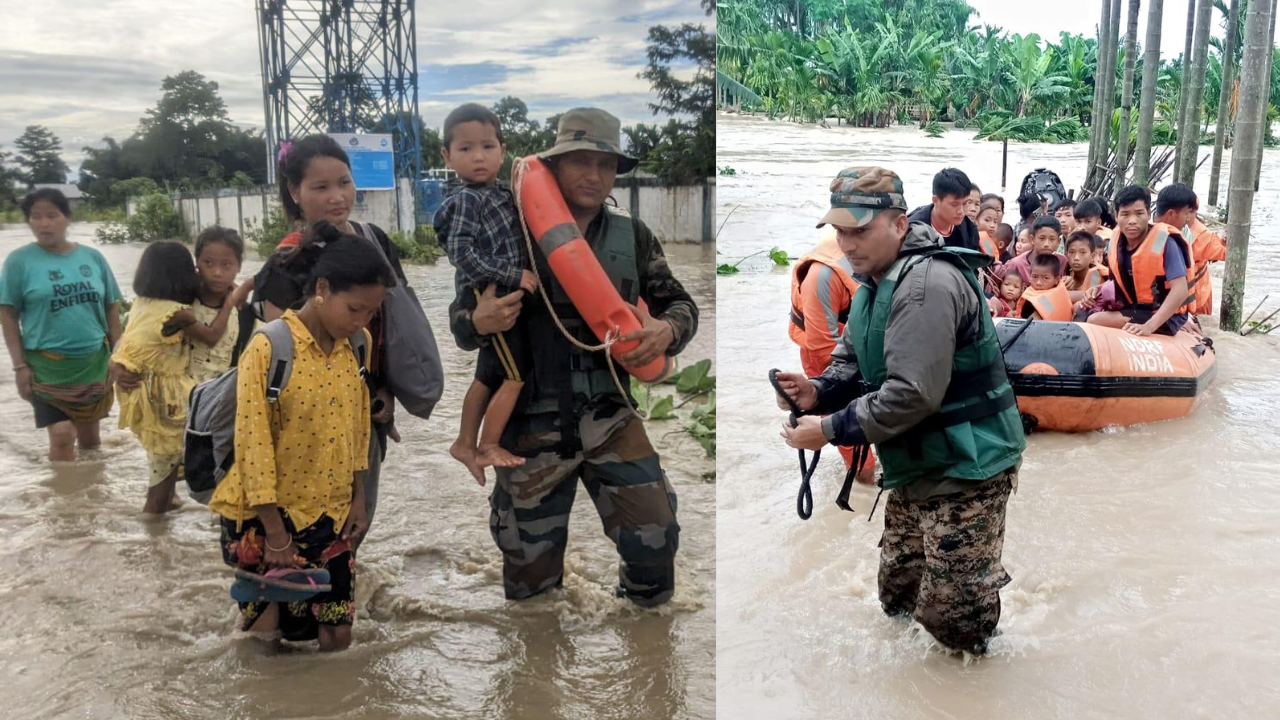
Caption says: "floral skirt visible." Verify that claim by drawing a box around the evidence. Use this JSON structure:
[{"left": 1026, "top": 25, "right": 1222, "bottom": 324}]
[{"left": 219, "top": 511, "right": 355, "bottom": 641}]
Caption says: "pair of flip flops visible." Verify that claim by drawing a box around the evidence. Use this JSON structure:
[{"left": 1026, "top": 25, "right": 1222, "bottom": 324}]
[{"left": 230, "top": 567, "right": 332, "bottom": 603}]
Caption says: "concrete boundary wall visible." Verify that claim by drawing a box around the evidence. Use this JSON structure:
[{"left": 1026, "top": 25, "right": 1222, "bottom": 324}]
[{"left": 133, "top": 176, "right": 715, "bottom": 244}]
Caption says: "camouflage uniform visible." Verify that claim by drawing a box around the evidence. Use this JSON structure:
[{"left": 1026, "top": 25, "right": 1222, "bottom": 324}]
[
  {"left": 489, "top": 404, "right": 680, "bottom": 605},
  {"left": 878, "top": 471, "right": 1016, "bottom": 654},
  {"left": 448, "top": 108, "right": 698, "bottom": 606},
  {"left": 806, "top": 167, "right": 1025, "bottom": 654}
]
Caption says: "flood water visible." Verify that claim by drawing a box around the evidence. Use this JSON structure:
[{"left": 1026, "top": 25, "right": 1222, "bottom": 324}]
[
  {"left": 716, "top": 113, "right": 1280, "bottom": 719},
  {"left": 0, "top": 225, "right": 716, "bottom": 720}
]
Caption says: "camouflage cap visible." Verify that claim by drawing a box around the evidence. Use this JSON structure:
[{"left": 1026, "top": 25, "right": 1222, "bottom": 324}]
[
  {"left": 538, "top": 107, "right": 639, "bottom": 174},
  {"left": 816, "top": 166, "right": 909, "bottom": 228}
]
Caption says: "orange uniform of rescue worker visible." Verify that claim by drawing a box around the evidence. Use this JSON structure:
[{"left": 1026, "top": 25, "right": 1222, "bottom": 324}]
[{"left": 789, "top": 232, "right": 876, "bottom": 482}]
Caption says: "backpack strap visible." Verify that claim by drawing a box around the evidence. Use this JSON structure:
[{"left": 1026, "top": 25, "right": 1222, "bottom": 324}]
[
  {"left": 257, "top": 319, "right": 295, "bottom": 403},
  {"left": 349, "top": 329, "right": 370, "bottom": 386}
]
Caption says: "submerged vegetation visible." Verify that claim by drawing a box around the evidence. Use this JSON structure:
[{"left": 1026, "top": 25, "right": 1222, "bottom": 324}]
[{"left": 718, "top": 0, "right": 1280, "bottom": 145}]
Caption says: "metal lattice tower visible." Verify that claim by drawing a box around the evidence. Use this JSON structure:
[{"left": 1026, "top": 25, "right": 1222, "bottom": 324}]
[{"left": 257, "top": 0, "right": 420, "bottom": 186}]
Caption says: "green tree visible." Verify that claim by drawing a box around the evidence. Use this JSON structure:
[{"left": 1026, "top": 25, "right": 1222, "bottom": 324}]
[
  {"left": 13, "top": 125, "right": 70, "bottom": 184},
  {"left": 76, "top": 72, "right": 267, "bottom": 204},
  {"left": 623, "top": 123, "right": 666, "bottom": 162},
  {"left": 636, "top": 1, "right": 716, "bottom": 182},
  {"left": 0, "top": 150, "right": 23, "bottom": 207}
]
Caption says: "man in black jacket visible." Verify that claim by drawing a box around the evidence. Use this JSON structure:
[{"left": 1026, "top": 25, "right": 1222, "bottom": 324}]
[{"left": 907, "top": 167, "right": 980, "bottom": 252}]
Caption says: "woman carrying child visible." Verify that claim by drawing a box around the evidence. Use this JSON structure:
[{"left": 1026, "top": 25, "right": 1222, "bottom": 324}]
[
  {"left": 112, "top": 242, "right": 203, "bottom": 513},
  {"left": 208, "top": 223, "right": 395, "bottom": 652}
]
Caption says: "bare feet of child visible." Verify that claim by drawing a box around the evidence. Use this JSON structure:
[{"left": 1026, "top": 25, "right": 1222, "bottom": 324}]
[
  {"left": 477, "top": 443, "right": 526, "bottom": 471},
  {"left": 449, "top": 438, "right": 486, "bottom": 486}
]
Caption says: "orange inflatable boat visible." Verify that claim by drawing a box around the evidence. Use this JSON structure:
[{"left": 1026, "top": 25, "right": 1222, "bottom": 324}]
[
  {"left": 515, "top": 156, "right": 672, "bottom": 383},
  {"left": 995, "top": 319, "right": 1216, "bottom": 432}
]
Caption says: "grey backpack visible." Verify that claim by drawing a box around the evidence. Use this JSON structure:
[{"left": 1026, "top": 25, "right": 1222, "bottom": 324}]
[
  {"left": 353, "top": 221, "right": 444, "bottom": 419},
  {"left": 183, "top": 320, "right": 368, "bottom": 504}
]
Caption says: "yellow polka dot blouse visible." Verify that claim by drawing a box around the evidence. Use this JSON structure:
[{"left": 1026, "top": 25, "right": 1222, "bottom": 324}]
[{"left": 209, "top": 310, "right": 371, "bottom": 529}]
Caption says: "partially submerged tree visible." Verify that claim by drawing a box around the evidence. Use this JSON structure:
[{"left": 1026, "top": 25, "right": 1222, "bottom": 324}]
[
  {"left": 1134, "top": 0, "right": 1166, "bottom": 186},
  {"left": 1209, "top": 0, "right": 1241, "bottom": 204}
]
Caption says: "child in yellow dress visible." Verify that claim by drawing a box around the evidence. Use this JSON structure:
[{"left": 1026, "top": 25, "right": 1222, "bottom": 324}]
[{"left": 113, "top": 241, "right": 202, "bottom": 514}]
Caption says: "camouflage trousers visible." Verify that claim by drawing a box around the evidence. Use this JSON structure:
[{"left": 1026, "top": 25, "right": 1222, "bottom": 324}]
[
  {"left": 878, "top": 471, "right": 1015, "bottom": 654},
  {"left": 489, "top": 405, "right": 680, "bottom": 607}
]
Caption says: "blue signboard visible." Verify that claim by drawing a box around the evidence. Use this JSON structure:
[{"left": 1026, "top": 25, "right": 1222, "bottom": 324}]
[{"left": 328, "top": 133, "right": 395, "bottom": 190}]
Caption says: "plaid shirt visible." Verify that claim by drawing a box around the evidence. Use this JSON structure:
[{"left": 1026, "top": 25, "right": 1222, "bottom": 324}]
[{"left": 434, "top": 179, "right": 524, "bottom": 293}]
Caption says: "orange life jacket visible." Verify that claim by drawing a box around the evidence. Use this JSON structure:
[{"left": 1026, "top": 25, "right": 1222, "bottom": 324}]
[
  {"left": 1106, "top": 223, "right": 1196, "bottom": 313},
  {"left": 1016, "top": 283, "right": 1074, "bottom": 321},
  {"left": 978, "top": 231, "right": 1000, "bottom": 259},
  {"left": 1069, "top": 264, "right": 1109, "bottom": 291},
  {"left": 1185, "top": 217, "right": 1226, "bottom": 316},
  {"left": 788, "top": 232, "right": 859, "bottom": 348}
]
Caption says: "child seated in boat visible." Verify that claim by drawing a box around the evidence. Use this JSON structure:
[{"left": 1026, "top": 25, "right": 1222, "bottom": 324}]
[
  {"left": 1017, "top": 253, "right": 1073, "bottom": 321},
  {"left": 1000, "top": 216, "right": 1067, "bottom": 285},
  {"left": 995, "top": 223, "right": 1015, "bottom": 262},
  {"left": 434, "top": 102, "right": 539, "bottom": 483},
  {"left": 1013, "top": 226, "right": 1033, "bottom": 257},
  {"left": 976, "top": 203, "right": 1002, "bottom": 258},
  {"left": 1075, "top": 198, "right": 1113, "bottom": 246},
  {"left": 1053, "top": 198, "right": 1078, "bottom": 235},
  {"left": 1062, "top": 231, "right": 1108, "bottom": 294},
  {"left": 1084, "top": 185, "right": 1192, "bottom": 337},
  {"left": 988, "top": 271, "right": 1025, "bottom": 318}
]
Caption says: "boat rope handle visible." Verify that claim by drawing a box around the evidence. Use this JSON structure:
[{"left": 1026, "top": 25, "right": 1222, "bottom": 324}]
[
  {"left": 770, "top": 368, "right": 819, "bottom": 520},
  {"left": 512, "top": 157, "right": 638, "bottom": 417}
]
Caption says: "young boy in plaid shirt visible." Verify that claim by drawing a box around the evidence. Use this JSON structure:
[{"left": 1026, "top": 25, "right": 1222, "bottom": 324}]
[{"left": 434, "top": 103, "right": 538, "bottom": 484}]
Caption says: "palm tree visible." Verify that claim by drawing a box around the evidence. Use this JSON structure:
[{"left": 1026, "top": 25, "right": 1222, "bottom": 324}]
[
  {"left": 1116, "top": 0, "right": 1143, "bottom": 194},
  {"left": 1209, "top": 0, "right": 1241, "bottom": 204},
  {"left": 1176, "top": 0, "right": 1216, "bottom": 186},
  {"left": 1005, "top": 34, "right": 1070, "bottom": 117},
  {"left": 1135, "top": 0, "right": 1166, "bottom": 186},
  {"left": 1222, "top": 0, "right": 1276, "bottom": 329},
  {"left": 1089, "top": 0, "right": 1116, "bottom": 181},
  {"left": 1175, "top": 0, "right": 1198, "bottom": 178},
  {"left": 1057, "top": 32, "right": 1100, "bottom": 119}
]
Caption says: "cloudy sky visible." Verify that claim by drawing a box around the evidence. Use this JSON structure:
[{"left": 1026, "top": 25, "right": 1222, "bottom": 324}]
[
  {"left": 967, "top": 0, "right": 1226, "bottom": 53},
  {"left": 0, "top": 0, "right": 712, "bottom": 176}
]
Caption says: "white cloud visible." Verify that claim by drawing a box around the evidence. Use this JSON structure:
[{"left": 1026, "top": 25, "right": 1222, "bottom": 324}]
[{"left": 0, "top": 0, "right": 714, "bottom": 174}]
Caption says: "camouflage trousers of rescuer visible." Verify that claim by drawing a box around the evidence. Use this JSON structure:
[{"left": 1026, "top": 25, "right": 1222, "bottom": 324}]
[
  {"left": 878, "top": 470, "right": 1016, "bottom": 654},
  {"left": 489, "top": 405, "right": 680, "bottom": 607}
]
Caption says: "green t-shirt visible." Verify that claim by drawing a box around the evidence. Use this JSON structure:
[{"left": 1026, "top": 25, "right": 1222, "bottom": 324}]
[{"left": 0, "top": 243, "right": 122, "bottom": 356}]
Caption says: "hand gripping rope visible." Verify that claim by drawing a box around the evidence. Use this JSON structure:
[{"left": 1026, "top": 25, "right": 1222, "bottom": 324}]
[{"left": 769, "top": 368, "right": 821, "bottom": 520}]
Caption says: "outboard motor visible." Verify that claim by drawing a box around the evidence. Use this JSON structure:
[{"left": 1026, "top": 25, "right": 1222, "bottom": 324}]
[{"left": 1019, "top": 168, "right": 1068, "bottom": 211}]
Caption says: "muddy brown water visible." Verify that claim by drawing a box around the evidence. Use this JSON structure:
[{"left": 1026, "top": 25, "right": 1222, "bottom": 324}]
[
  {"left": 0, "top": 224, "right": 715, "bottom": 720},
  {"left": 716, "top": 113, "right": 1280, "bottom": 719}
]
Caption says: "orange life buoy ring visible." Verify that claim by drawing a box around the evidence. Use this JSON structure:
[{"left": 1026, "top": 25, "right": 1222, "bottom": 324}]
[{"left": 516, "top": 157, "right": 672, "bottom": 383}]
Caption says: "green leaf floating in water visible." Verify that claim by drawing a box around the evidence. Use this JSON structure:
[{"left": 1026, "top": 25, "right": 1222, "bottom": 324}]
[
  {"left": 717, "top": 263, "right": 740, "bottom": 275},
  {"left": 769, "top": 247, "right": 790, "bottom": 266}
]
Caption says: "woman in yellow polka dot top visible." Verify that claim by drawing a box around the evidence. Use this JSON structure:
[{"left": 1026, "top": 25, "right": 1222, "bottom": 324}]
[{"left": 209, "top": 222, "right": 396, "bottom": 652}]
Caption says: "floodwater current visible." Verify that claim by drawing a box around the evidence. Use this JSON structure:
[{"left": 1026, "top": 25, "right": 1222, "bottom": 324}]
[
  {"left": 716, "top": 112, "right": 1280, "bottom": 719},
  {"left": 0, "top": 225, "right": 715, "bottom": 720}
]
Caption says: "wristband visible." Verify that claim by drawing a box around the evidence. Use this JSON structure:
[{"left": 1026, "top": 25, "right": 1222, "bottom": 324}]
[{"left": 13, "top": 364, "right": 28, "bottom": 371}]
